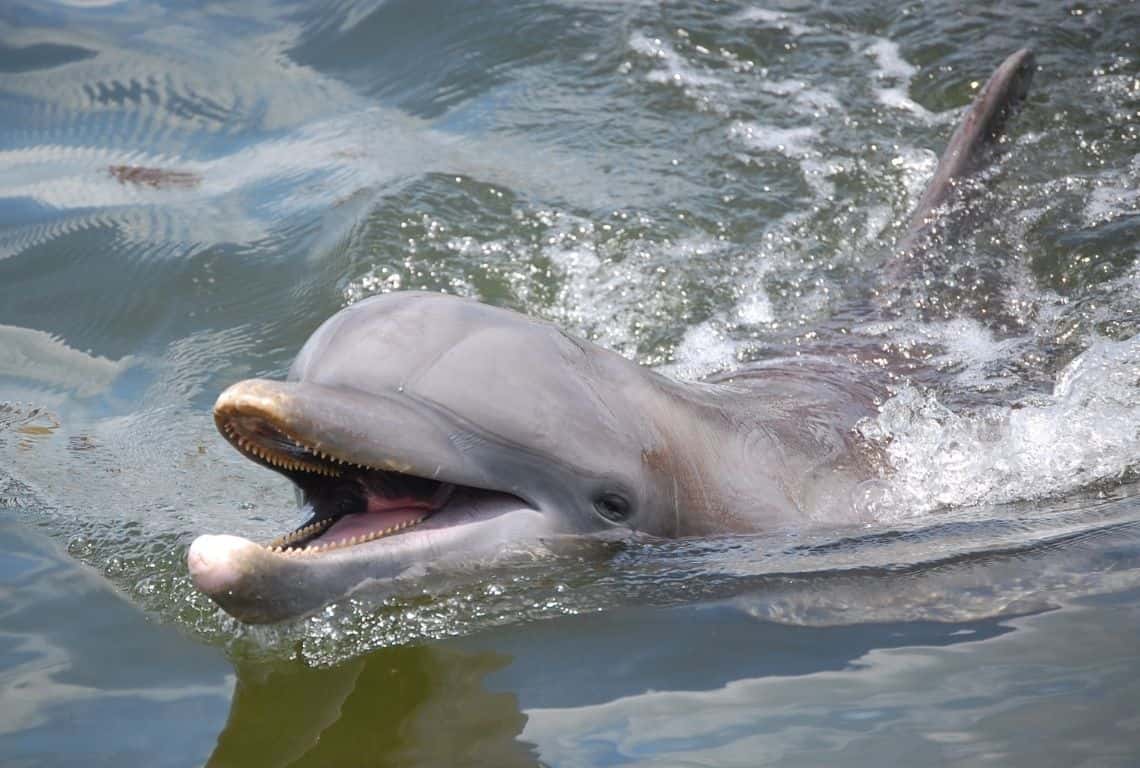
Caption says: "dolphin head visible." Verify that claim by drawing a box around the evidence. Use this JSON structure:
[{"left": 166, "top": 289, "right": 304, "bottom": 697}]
[{"left": 188, "top": 292, "right": 684, "bottom": 622}]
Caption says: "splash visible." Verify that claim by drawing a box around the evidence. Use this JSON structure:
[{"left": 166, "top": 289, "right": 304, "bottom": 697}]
[{"left": 860, "top": 336, "right": 1140, "bottom": 517}]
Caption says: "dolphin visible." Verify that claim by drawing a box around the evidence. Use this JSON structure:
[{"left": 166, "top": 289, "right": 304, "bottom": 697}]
[{"left": 188, "top": 49, "right": 1035, "bottom": 623}]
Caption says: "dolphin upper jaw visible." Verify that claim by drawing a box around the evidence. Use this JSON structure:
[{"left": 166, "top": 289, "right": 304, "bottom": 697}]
[{"left": 213, "top": 378, "right": 492, "bottom": 489}]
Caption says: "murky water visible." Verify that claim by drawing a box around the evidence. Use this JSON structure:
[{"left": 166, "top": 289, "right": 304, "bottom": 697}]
[{"left": 2, "top": 0, "right": 1138, "bottom": 764}]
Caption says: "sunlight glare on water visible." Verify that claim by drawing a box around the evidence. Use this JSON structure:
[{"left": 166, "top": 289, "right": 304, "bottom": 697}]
[
  {"left": 0, "top": 0, "right": 1136, "bottom": 658},
  {"left": 0, "top": 0, "right": 1139, "bottom": 764}
]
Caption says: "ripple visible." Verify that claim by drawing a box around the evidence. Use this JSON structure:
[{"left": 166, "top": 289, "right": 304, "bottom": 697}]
[{"left": 0, "top": 0, "right": 1137, "bottom": 667}]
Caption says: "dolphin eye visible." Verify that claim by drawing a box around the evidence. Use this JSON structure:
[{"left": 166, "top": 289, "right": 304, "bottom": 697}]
[{"left": 594, "top": 492, "right": 631, "bottom": 523}]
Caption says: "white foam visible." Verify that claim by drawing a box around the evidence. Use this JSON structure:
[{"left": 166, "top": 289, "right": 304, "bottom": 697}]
[
  {"left": 735, "top": 289, "right": 775, "bottom": 325},
  {"left": 862, "top": 38, "right": 938, "bottom": 119},
  {"left": 875, "top": 88, "right": 928, "bottom": 117},
  {"left": 728, "top": 121, "right": 839, "bottom": 206},
  {"left": 657, "top": 267, "right": 775, "bottom": 379},
  {"left": 736, "top": 8, "right": 820, "bottom": 37},
  {"left": 628, "top": 32, "right": 726, "bottom": 91},
  {"left": 865, "top": 39, "right": 917, "bottom": 80},
  {"left": 936, "top": 320, "right": 1021, "bottom": 371},
  {"left": 859, "top": 318, "right": 1028, "bottom": 389},
  {"left": 752, "top": 77, "right": 843, "bottom": 116},
  {"left": 1084, "top": 154, "right": 1140, "bottom": 227},
  {"left": 891, "top": 146, "right": 940, "bottom": 210},
  {"left": 861, "top": 203, "right": 894, "bottom": 242},
  {"left": 858, "top": 335, "right": 1140, "bottom": 517},
  {"left": 664, "top": 320, "right": 737, "bottom": 379},
  {"left": 729, "top": 121, "right": 817, "bottom": 159}
]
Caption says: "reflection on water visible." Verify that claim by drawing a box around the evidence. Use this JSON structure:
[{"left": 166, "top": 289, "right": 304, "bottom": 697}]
[
  {"left": 211, "top": 647, "right": 534, "bottom": 768},
  {"left": 515, "top": 591, "right": 1140, "bottom": 766},
  {"left": 1, "top": 0, "right": 1139, "bottom": 763},
  {"left": 205, "top": 591, "right": 1140, "bottom": 767},
  {"left": 0, "top": 521, "right": 232, "bottom": 767}
]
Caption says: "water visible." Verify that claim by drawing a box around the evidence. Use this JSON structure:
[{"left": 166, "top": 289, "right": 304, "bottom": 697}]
[{"left": 1, "top": 0, "right": 1138, "bottom": 764}]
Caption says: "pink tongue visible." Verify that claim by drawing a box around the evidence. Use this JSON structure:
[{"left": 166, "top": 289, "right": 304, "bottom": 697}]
[{"left": 319, "top": 496, "right": 429, "bottom": 543}]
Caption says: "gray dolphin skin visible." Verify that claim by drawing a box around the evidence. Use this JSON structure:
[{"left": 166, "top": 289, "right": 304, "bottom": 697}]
[{"left": 188, "top": 49, "right": 1035, "bottom": 623}]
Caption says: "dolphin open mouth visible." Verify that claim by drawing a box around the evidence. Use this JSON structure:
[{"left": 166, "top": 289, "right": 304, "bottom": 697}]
[
  {"left": 220, "top": 412, "right": 455, "bottom": 553},
  {"left": 211, "top": 380, "right": 526, "bottom": 557},
  {"left": 189, "top": 376, "right": 551, "bottom": 623}
]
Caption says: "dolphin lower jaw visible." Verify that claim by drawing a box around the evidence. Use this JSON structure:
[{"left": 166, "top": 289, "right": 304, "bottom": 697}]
[{"left": 188, "top": 493, "right": 546, "bottom": 623}]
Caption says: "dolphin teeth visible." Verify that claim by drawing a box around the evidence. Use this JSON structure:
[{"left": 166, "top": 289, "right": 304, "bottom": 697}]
[
  {"left": 263, "top": 516, "right": 336, "bottom": 550},
  {"left": 262, "top": 511, "right": 429, "bottom": 555}
]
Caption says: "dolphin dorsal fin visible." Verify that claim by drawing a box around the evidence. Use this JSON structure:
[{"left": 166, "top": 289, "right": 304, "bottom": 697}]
[{"left": 891, "top": 48, "right": 1035, "bottom": 269}]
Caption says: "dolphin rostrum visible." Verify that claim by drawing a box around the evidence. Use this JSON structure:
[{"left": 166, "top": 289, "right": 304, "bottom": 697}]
[{"left": 188, "top": 49, "right": 1036, "bottom": 623}]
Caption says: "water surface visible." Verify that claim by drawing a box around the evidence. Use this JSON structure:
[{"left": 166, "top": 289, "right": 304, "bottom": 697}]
[{"left": 1, "top": 0, "right": 1138, "bottom": 765}]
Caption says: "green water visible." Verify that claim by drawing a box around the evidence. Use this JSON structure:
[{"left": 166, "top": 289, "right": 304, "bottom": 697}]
[{"left": 1, "top": 0, "right": 1138, "bottom": 764}]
